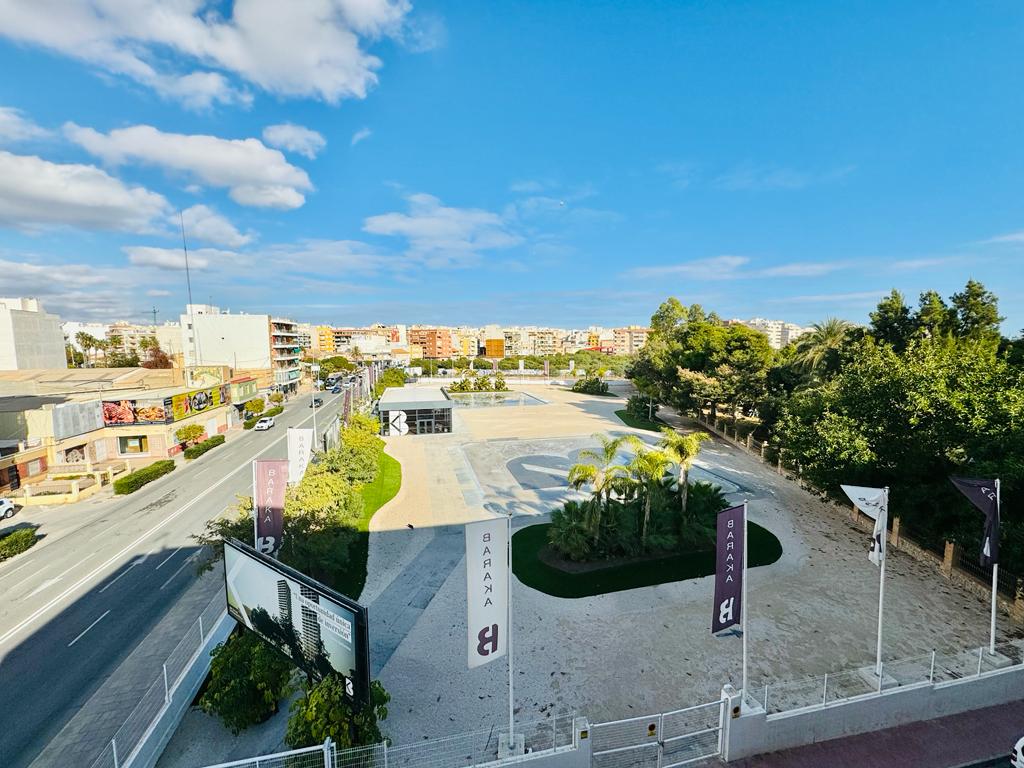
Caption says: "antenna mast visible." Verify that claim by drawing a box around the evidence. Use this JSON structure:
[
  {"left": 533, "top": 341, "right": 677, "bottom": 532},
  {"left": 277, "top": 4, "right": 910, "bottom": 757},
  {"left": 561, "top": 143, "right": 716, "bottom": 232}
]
[{"left": 179, "top": 211, "right": 200, "bottom": 366}]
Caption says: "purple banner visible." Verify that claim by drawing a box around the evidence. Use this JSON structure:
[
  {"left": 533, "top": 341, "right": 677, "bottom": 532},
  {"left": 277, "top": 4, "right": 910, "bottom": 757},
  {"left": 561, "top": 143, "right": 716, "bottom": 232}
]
[
  {"left": 712, "top": 504, "right": 745, "bottom": 634},
  {"left": 254, "top": 459, "right": 287, "bottom": 555}
]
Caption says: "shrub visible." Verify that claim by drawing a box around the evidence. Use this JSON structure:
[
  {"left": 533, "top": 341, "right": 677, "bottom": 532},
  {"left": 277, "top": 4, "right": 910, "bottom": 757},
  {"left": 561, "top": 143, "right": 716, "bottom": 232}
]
[
  {"left": 269, "top": 392, "right": 284, "bottom": 404},
  {"left": 0, "top": 527, "right": 39, "bottom": 562},
  {"left": 548, "top": 500, "right": 597, "bottom": 561},
  {"left": 184, "top": 434, "right": 226, "bottom": 460},
  {"left": 264, "top": 406, "right": 284, "bottom": 418},
  {"left": 174, "top": 423, "right": 205, "bottom": 446},
  {"left": 113, "top": 460, "right": 175, "bottom": 494},
  {"left": 243, "top": 416, "right": 259, "bottom": 430},
  {"left": 286, "top": 677, "right": 390, "bottom": 750},
  {"left": 626, "top": 394, "right": 658, "bottom": 420},
  {"left": 572, "top": 376, "right": 609, "bottom": 395},
  {"left": 200, "top": 631, "right": 295, "bottom": 734}
]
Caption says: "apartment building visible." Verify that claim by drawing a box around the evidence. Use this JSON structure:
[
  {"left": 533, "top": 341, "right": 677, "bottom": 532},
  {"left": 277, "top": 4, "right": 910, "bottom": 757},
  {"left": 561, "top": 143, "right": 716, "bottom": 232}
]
[
  {"left": 180, "top": 305, "right": 302, "bottom": 392},
  {"left": 0, "top": 298, "right": 67, "bottom": 370},
  {"left": 407, "top": 327, "right": 455, "bottom": 359},
  {"left": 613, "top": 326, "right": 651, "bottom": 355},
  {"left": 733, "top": 317, "right": 814, "bottom": 350},
  {"left": 295, "top": 323, "right": 315, "bottom": 354}
]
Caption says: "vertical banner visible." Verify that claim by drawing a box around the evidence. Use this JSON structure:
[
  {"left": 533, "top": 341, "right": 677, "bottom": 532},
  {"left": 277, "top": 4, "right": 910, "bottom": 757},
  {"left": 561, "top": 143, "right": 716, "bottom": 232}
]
[
  {"left": 950, "top": 477, "right": 1000, "bottom": 566},
  {"left": 254, "top": 459, "right": 287, "bottom": 555},
  {"left": 492, "top": 359, "right": 499, "bottom": 372},
  {"left": 287, "top": 428, "right": 314, "bottom": 484},
  {"left": 712, "top": 504, "right": 745, "bottom": 634},
  {"left": 840, "top": 485, "right": 888, "bottom": 566},
  {"left": 466, "top": 517, "right": 509, "bottom": 668},
  {"left": 543, "top": 360, "right": 549, "bottom": 376},
  {"left": 343, "top": 389, "right": 351, "bottom": 424}
]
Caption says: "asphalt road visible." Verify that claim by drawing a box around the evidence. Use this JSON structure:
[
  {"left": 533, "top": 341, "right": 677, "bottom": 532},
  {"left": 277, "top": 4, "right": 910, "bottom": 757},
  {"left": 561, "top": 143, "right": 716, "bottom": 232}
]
[{"left": 0, "top": 392, "right": 347, "bottom": 768}]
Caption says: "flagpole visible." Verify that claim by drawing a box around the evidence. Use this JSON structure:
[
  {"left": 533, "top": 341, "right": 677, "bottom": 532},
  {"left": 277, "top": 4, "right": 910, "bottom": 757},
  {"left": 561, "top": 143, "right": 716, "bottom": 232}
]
[
  {"left": 990, "top": 479, "right": 1000, "bottom": 655},
  {"left": 251, "top": 461, "right": 257, "bottom": 547},
  {"left": 875, "top": 487, "right": 888, "bottom": 678},
  {"left": 506, "top": 511, "right": 515, "bottom": 750},
  {"left": 741, "top": 500, "right": 749, "bottom": 704}
]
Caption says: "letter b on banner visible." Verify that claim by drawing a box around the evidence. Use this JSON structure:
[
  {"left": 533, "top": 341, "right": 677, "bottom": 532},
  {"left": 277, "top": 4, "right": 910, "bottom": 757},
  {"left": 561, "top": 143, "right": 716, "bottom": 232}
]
[{"left": 466, "top": 518, "right": 508, "bottom": 668}]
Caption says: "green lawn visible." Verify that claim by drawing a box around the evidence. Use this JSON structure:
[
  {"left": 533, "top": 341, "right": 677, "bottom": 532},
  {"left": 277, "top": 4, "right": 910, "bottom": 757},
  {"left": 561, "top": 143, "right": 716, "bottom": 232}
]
[
  {"left": 339, "top": 450, "right": 402, "bottom": 601},
  {"left": 512, "top": 522, "right": 783, "bottom": 599},
  {"left": 615, "top": 409, "right": 667, "bottom": 432}
]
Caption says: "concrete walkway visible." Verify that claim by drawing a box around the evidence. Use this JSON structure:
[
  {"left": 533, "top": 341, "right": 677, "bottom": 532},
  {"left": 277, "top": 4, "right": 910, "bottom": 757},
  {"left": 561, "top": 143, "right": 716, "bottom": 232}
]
[{"left": 730, "top": 700, "right": 1023, "bottom": 767}]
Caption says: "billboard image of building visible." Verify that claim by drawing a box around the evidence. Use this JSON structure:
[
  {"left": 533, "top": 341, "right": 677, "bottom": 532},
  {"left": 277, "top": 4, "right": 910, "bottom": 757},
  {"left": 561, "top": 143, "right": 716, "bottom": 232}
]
[{"left": 224, "top": 539, "right": 370, "bottom": 702}]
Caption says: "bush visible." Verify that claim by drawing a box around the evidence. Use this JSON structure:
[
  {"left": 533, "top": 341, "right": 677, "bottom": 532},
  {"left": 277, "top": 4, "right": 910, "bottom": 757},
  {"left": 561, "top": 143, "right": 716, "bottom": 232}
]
[
  {"left": 244, "top": 398, "right": 265, "bottom": 416},
  {"left": 113, "top": 460, "right": 175, "bottom": 494},
  {"left": 572, "top": 376, "right": 609, "bottom": 395},
  {"left": 174, "top": 423, "right": 205, "bottom": 446},
  {"left": 200, "top": 631, "right": 295, "bottom": 734},
  {"left": 264, "top": 406, "right": 284, "bottom": 418},
  {"left": 286, "top": 677, "right": 390, "bottom": 750},
  {"left": 626, "top": 394, "right": 658, "bottom": 420},
  {"left": 269, "top": 392, "right": 284, "bottom": 404},
  {"left": 0, "top": 527, "right": 39, "bottom": 562},
  {"left": 184, "top": 434, "right": 226, "bottom": 460},
  {"left": 243, "top": 416, "right": 259, "bottom": 430}
]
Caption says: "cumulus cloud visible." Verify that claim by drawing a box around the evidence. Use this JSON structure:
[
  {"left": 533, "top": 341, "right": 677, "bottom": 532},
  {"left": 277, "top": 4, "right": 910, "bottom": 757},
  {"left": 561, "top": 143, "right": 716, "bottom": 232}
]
[
  {"left": 0, "top": 257, "right": 140, "bottom": 320},
  {"left": 0, "top": 0, "right": 416, "bottom": 108},
  {"left": 0, "top": 150, "right": 169, "bottom": 232},
  {"left": 124, "top": 246, "right": 236, "bottom": 270},
  {"left": 263, "top": 123, "right": 326, "bottom": 159},
  {"left": 0, "top": 106, "right": 50, "bottom": 144},
  {"left": 65, "top": 123, "right": 313, "bottom": 209},
  {"left": 179, "top": 204, "right": 254, "bottom": 248},
  {"left": 350, "top": 127, "right": 372, "bottom": 146},
  {"left": 363, "top": 193, "right": 522, "bottom": 267}
]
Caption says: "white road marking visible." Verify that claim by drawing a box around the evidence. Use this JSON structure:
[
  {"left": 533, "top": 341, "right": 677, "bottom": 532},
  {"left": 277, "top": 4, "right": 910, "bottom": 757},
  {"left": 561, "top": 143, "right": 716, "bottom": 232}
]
[
  {"left": 27, "top": 577, "right": 62, "bottom": 598},
  {"left": 0, "top": 557, "right": 36, "bottom": 578},
  {"left": 155, "top": 546, "right": 184, "bottom": 570},
  {"left": 159, "top": 554, "right": 196, "bottom": 591},
  {"left": 0, "top": 404, "right": 332, "bottom": 649},
  {"left": 97, "top": 561, "right": 140, "bottom": 594},
  {"left": 67, "top": 610, "right": 111, "bottom": 647},
  {"left": 15, "top": 558, "right": 93, "bottom": 599}
]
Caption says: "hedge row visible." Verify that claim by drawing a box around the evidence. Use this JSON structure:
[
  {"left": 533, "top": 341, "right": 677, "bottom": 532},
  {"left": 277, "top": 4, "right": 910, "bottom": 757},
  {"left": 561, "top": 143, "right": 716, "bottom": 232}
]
[
  {"left": 0, "top": 527, "right": 38, "bottom": 562},
  {"left": 184, "top": 434, "right": 226, "bottom": 460},
  {"left": 113, "top": 460, "right": 176, "bottom": 495},
  {"left": 243, "top": 405, "right": 285, "bottom": 430}
]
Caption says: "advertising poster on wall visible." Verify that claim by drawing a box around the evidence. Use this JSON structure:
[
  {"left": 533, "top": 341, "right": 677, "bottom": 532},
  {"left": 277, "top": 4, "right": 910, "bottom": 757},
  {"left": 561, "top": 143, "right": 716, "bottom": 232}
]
[
  {"left": 169, "top": 385, "right": 230, "bottom": 421},
  {"left": 253, "top": 459, "right": 287, "bottom": 555},
  {"left": 224, "top": 539, "right": 370, "bottom": 702}
]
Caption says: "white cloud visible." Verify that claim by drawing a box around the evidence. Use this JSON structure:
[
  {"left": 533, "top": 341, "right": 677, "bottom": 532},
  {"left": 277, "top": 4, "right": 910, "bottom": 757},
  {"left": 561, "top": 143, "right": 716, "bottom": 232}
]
[
  {"left": 257, "top": 239, "right": 396, "bottom": 275},
  {"left": 350, "top": 127, "right": 372, "bottom": 146},
  {"left": 759, "top": 261, "right": 847, "bottom": 277},
  {"left": 146, "top": 289, "right": 171, "bottom": 297},
  {"left": 0, "top": 0, "right": 416, "bottom": 108},
  {"left": 0, "top": 257, "right": 139, "bottom": 320},
  {"left": 626, "top": 256, "right": 750, "bottom": 280},
  {"left": 0, "top": 150, "right": 169, "bottom": 232},
  {"left": 263, "top": 123, "right": 326, "bottom": 159},
  {"left": 980, "top": 231, "right": 1024, "bottom": 245},
  {"left": 179, "top": 204, "right": 254, "bottom": 248},
  {"left": 124, "top": 246, "right": 236, "bottom": 270},
  {"left": 769, "top": 290, "right": 885, "bottom": 305},
  {"left": 65, "top": 123, "right": 313, "bottom": 209},
  {"left": 0, "top": 106, "right": 50, "bottom": 144},
  {"left": 363, "top": 193, "right": 522, "bottom": 267}
]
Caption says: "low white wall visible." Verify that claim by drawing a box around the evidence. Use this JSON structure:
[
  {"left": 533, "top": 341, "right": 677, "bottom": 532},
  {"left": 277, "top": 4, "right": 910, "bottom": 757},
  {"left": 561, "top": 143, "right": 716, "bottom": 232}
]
[{"left": 722, "top": 667, "right": 1024, "bottom": 761}]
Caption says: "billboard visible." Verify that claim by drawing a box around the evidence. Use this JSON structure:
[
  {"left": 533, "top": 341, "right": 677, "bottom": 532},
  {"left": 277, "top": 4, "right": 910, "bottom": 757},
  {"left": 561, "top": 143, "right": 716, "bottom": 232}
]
[
  {"left": 169, "top": 385, "right": 230, "bottom": 421},
  {"left": 465, "top": 517, "right": 508, "bottom": 668},
  {"left": 254, "top": 459, "right": 287, "bottom": 555},
  {"left": 224, "top": 539, "right": 370, "bottom": 702},
  {"left": 52, "top": 400, "right": 104, "bottom": 440},
  {"left": 101, "top": 384, "right": 230, "bottom": 426}
]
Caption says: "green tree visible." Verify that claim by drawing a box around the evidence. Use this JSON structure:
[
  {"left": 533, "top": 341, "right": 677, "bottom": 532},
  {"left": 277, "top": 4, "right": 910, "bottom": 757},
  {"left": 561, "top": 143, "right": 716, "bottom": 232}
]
[
  {"left": 914, "top": 290, "right": 954, "bottom": 338},
  {"left": 286, "top": 677, "right": 390, "bottom": 750},
  {"left": 950, "top": 279, "right": 1003, "bottom": 343},
  {"left": 567, "top": 434, "right": 630, "bottom": 542},
  {"left": 870, "top": 289, "right": 915, "bottom": 350},
  {"left": 650, "top": 297, "right": 688, "bottom": 337},
  {"left": 175, "top": 423, "right": 205, "bottom": 446},
  {"left": 200, "top": 631, "right": 295, "bottom": 734},
  {"left": 656, "top": 428, "right": 711, "bottom": 521},
  {"left": 269, "top": 392, "right": 284, "bottom": 404},
  {"left": 626, "top": 447, "right": 672, "bottom": 545},
  {"left": 244, "top": 398, "right": 265, "bottom": 416},
  {"left": 792, "top": 318, "right": 854, "bottom": 377}
]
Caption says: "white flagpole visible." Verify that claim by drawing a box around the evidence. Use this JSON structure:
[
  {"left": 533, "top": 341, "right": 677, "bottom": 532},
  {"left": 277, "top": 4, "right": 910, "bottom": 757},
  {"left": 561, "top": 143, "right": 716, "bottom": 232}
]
[
  {"left": 990, "top": 479, "right": 1000, "bottom": 655},
  {"left": 875, "top": 487, "right": 888, "bottom": 678},
  {"left": 741, "top": 500, "right": 749, "bottom": 703},
  {"left": 506, "top": 512, "right": 515, "bottom": 750},
  {"left": 251, "top": 461, "right": 258, "bottom": 547}
]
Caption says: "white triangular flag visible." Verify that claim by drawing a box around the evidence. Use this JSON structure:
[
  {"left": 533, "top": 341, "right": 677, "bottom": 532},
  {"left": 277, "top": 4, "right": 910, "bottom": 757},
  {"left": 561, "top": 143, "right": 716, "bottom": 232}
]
[{"left": 841, "top": 485, "right": 887, "bottom": 567}]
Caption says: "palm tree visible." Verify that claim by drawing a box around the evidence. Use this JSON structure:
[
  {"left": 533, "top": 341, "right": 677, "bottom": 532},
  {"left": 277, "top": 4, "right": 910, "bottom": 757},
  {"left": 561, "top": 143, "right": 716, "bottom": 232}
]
[
  {"left": 656, "top": 427, "right": 711, "bottom": 521},
  {"left": 626, "top": 447, "right": 672, "bottom": 546},
  {"left": 793, "top": 318, "right": 853, "bottom": 376},
  {"left": 75, "top": 331, "right": 97, "bottom": 367},
  {"left": 567, "top": 433, "right": 629, "bottom": 543}
]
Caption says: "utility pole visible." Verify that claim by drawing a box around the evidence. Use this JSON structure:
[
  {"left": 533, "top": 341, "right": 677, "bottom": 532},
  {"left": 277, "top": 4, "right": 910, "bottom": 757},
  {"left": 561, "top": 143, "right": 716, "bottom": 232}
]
[{"left": 150, "top": 306, "right": 159, "bottom": 326}]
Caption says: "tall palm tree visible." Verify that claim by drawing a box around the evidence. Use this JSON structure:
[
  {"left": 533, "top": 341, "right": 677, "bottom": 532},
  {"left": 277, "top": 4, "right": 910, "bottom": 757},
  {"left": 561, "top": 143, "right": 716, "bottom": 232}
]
[
  {"left": 793, "top": 317, "right": 853, "bottom": 376},
  {"left": 656, "top": 427, "right": 711, "bottom": 521},
  {"left": 627, "top": 447, "right": 672, "bottom": 546},
  {"left": 75, "top": 331, "right": 96, "bottom": 367},
  {"left": 567, "top": 433, "right": 629, "bottom": 542}
]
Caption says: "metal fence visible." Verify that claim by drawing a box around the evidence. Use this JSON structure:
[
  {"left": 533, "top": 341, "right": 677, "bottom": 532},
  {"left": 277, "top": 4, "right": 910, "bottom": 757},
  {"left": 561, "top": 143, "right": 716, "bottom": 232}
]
[
  {"left": 199, "top": 741, "right": 335, "bottom": 768},
  {"left": 591, "top": 701, "right": 724, "bottom": 768},
  {"left": 89, "top": 588, "right": 228, "bottom": 768},
  {"left": 748, "top": 638, "right": 1024, "bottom": 716}
]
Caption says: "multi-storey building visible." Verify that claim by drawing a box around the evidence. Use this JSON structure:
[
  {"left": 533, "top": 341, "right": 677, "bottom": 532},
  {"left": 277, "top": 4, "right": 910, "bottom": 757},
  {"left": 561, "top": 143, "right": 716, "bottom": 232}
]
[
  {"left": 407, "top": 327, "right": 455, "bottom": 359},
  {"left": 527, "top": 328, "right": 559, "bottom": 356},
  {"left": 0, "top": 298, "right": 67, "bottom": 370},
  {"left": 315, "top": 325, "right": 335, "bottom": 355},
  {"left": 732, "top": 317, "right": 814, "bottom": 350},
  {"left": 295, "top": 323, "right": 315, "bottom": 354},
  {"left": 613, "top": 326, "right": 651, "bottom": 355}
]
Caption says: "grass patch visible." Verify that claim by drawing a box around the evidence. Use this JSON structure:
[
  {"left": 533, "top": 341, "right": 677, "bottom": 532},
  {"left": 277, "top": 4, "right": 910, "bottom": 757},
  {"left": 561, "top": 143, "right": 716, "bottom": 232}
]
[
  {"left": 615, "top": 409, "right": 667, "bottom": 432},
  {"left": 338, "top": 451, "right": 402, "bottom": 601},
  {"left": 512, "top": 522, "right": 783, "bottom": 599}
]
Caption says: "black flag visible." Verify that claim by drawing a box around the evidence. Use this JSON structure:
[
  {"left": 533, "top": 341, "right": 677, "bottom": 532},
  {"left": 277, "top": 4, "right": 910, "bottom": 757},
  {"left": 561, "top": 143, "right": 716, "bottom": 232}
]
[
  {"left": 950, "top": 477, "right": 999, "bottom": 567},
  {"left": 712, "top": 504, "right": 745, "bottom": 634}
]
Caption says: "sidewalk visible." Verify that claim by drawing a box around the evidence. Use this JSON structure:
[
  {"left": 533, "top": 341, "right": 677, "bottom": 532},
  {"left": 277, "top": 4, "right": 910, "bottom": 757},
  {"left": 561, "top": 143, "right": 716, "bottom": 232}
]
[{"left": 730, "top": 699, "right": 1023, "bottom": 767}]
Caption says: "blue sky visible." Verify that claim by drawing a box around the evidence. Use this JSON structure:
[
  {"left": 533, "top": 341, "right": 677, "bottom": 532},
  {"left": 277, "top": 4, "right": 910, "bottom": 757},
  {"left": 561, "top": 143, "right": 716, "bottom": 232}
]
[{"left": 0, "top": 0, "right": 1022, "bottom": 332}]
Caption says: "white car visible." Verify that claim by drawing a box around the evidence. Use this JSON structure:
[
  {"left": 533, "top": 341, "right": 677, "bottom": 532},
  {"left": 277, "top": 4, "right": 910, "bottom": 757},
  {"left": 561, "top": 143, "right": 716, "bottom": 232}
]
[
  {"left": 1012, "top": 735, "right": 1024, "bottom": 768},
  {"left": 0, "top": 498, "right": 16, "bottom": 519},
  {"left": 254, "top": 416, "right": 275, "bottom": 431}
]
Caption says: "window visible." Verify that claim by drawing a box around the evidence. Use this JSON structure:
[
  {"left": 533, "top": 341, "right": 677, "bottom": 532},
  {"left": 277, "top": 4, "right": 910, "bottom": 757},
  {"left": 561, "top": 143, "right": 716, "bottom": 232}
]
[
  {"left": 118, "top": 435, "right": 149, "bottom": 455},
  {"left": 27, "top": 459, "right": 43, "bottom": 476}
]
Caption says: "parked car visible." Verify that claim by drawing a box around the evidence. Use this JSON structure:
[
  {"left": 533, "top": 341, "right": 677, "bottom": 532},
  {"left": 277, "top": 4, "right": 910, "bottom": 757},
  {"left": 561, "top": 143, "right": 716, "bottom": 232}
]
[
  {"left": 0, "top": 498, "right": 16, "bottom": 519},
  {"left": 310, "top": 398, "right": 323, "bottom": 407},
  {"left": 1012, "top": 735, "right": 1024, "bottom": 768},
  {"left": 254, "top": 416, "right": 275, "bottom": 431}
]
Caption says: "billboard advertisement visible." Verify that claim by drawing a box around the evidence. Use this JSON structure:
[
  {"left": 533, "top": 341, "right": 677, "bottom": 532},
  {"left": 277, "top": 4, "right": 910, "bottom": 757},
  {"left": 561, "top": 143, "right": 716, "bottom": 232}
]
[
  {"left": 465, "top": 517, "right": 508, "bottom": 668},
  {"left": 52, "top": 400, "right": 104, "bottom": 440},
  {"left": 101, "top": 385, "right": 230, "bottom": 426},
  {"left": 254, "top": 459, "right": 287, "bottom": 555},
  {"left": 224, "top": 539, "right": 370, "bottom": 702},
  {"left": 169, "top": 385, "right": 230, "bottom": 421}
]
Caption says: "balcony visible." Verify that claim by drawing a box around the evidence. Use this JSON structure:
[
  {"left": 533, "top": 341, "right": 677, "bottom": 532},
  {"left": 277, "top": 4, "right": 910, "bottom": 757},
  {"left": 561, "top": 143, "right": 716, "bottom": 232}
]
[{"left": 272, "top": 343, "right": 301, "bottom": 350}]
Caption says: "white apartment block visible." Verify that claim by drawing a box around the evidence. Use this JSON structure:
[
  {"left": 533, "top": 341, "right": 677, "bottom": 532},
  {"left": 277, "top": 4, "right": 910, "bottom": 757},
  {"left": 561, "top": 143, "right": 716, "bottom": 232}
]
[
  {"left": 613, "top": 326, "right": 651, "bottom": 355},
  {"left": 0, "top": 298, "right": 67, "bottom": 370},
  {"left": 734, "top": 317, "right": 814, "bottom": 349},
  {"left": 63, "top": 321, "right": 111, "bottom": 351}
]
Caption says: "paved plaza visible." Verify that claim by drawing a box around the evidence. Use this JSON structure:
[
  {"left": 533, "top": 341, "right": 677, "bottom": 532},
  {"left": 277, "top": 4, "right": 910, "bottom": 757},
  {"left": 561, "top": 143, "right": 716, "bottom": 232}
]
[{"left": 367, "top": 384, "right": 1011, "bottom": 745}]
